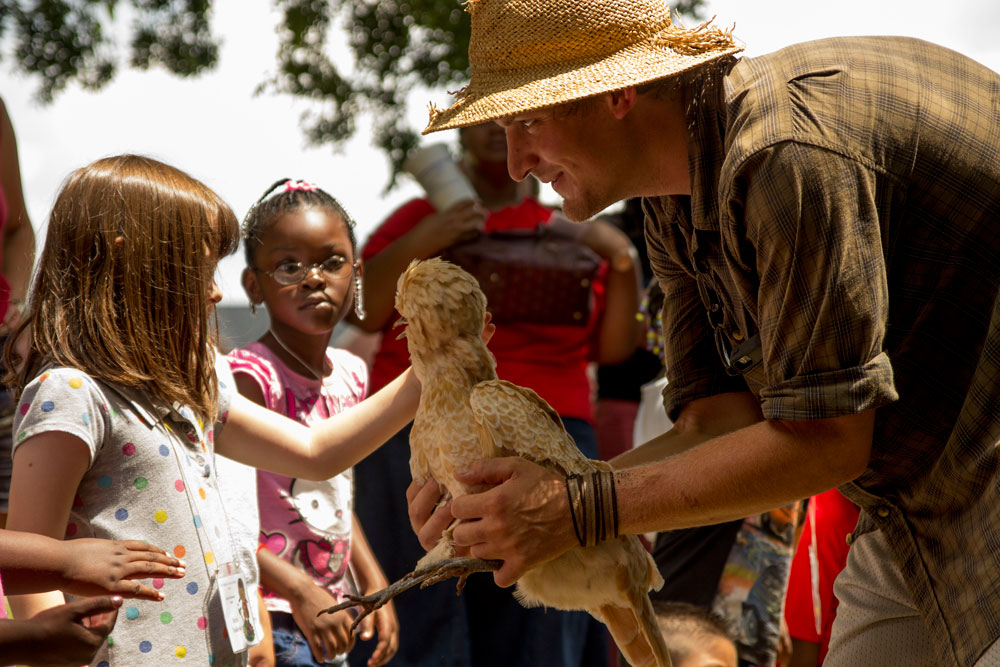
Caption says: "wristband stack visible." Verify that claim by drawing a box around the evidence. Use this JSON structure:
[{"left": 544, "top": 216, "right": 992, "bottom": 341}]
[{"left": 565, "top": 470, "right": 619, "bottom": 547}]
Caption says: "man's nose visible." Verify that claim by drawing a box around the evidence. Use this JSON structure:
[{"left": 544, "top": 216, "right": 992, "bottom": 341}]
[{"left": 505, "top": 126, "right": 536, "bottom": 182}]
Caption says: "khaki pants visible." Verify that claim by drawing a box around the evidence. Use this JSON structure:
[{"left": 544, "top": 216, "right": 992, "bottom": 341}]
[{"left": 825, "top": 528, "right": 1000, "bottom": 667}]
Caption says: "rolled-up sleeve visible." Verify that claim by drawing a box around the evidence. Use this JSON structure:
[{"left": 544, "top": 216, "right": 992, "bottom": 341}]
[{"left": 730, "top": 142, "right": 899, "bottom": 420}]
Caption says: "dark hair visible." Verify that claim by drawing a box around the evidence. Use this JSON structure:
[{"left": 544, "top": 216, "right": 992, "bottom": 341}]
[
  {"left": 652, "top": 600, "right": 734, "bottom": 642},
  {"left": 242, "top": 179, "right": 358, "bottom": 267}
]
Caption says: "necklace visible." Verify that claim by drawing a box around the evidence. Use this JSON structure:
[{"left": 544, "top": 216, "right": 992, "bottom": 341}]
[{"left": 268, "top": 328, "right": 325, "bottom": 381}]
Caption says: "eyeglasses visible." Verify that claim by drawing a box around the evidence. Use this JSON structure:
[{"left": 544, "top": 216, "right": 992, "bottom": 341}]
[{"left": 256, "top": 255, "right": 357, "bottom": 286}]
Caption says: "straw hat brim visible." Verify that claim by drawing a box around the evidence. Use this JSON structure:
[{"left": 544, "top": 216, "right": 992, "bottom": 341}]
[{"left": 423, "top": 39, "right": 744, "bottom": 134}]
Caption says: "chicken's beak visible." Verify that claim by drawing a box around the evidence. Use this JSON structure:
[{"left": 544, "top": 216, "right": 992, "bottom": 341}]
[{"left": 394, "top": 316, "right": 408, "bottom": 340}]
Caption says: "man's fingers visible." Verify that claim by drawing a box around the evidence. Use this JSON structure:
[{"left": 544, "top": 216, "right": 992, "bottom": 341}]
[
  {"left": 417, "top": 502, "right": 455, "bottom": 552},
  {"left": 407, "top": 478, "right": 443, "bottom": 533}
]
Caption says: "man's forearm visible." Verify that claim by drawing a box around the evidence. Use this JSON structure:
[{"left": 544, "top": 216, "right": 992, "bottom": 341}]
[{"left": 615, "top": 409, "right": 874, "bottom": 535}]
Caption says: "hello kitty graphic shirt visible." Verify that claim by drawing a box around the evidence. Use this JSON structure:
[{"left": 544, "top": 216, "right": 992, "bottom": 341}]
[{"left": 228, "top": 342, "right": 368, "bottom": 614}]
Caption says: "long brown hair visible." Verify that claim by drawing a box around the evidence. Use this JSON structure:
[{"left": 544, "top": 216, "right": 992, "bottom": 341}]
[{"left": 5, "top": 154, "right": 239, "bottom": 419}]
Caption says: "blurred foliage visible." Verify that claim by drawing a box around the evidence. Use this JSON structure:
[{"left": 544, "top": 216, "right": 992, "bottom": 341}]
[
  {"left": 0, "top": 0, "right": 219, "bottom": 102},
  {"left": 2, "top": 0, "right": 706, "bottom": 185}
]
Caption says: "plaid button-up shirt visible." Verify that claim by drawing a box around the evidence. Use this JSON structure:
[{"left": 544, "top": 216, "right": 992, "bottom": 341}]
[{"left": 645, "top": 36, "right": 1000, "bottom": 666}]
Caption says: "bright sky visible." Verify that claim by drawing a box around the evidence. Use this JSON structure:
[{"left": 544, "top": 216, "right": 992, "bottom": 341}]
[{"left": 2, "top": 0, "right": 998, "bottom": 304}]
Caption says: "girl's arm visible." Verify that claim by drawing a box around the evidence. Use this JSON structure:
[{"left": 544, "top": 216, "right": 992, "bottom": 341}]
[
  {"left": 349, "top": 516, "right": 398, "bottom": 667},
  {"left": 6, "top": 432, "right": 91, "bottom": 621},
  {"left": 216, "top": 367, "right": 420, "bottom": 481},
  {"left": 0, "top": 530, "right": 184, "bottom": 599}
]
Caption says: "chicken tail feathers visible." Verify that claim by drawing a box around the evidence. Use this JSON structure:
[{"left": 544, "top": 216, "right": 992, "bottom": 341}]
[{"left": 597, "top": 597, "right": 672, "bottom": 667}]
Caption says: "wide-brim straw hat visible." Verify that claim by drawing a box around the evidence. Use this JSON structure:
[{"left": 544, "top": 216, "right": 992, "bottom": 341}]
[{"left": 423, "top": 0, "right": 743, "bottom": 134}]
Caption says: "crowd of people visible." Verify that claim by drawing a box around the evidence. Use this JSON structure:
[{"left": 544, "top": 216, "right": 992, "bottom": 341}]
[{"left": 1, "top": 0, "right": 999, "bottom": 666}]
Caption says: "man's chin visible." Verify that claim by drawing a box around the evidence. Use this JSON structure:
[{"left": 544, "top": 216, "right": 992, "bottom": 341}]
[{"left": 560, "top": 195, "right": 610, "bottom": 222}]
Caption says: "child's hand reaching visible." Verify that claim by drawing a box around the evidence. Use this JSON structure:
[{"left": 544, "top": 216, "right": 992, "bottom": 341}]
[
  {"left": 355, "top": 594, "right": 398, "bottom": 667},
  {"left": 0, "top": 596, "right": 122, "bottom": 666},
  {"left": 53, "top": 538, "right": 186, "bottom": 601}
]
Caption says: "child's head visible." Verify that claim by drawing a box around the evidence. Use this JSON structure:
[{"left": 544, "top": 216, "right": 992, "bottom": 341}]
[
  {"left": 12, "top": 154, "right": 239, "bottom": 418},
  {"left": 240, "top": 179, "right": 364, "bottom": 336},
  {"left": 618, "top": 601, "right": 738, "bottom": 667}
]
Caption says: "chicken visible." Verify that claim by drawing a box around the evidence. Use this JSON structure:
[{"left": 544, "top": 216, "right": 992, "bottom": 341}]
[{"left": 325, "top": 258, "right": 670, "bottom": 667}]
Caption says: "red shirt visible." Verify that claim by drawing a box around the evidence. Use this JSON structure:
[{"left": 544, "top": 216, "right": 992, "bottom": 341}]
[
  {"left": 362, "top": 197, "right": 606, "bottom": 421},
  {"left": 783, "top": 489, "right": 861, "bottom": 664}
]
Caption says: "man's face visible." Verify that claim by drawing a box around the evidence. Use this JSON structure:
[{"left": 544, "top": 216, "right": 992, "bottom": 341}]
[{"left": 498, "top": 98, "right": 624, "bottom": 221}]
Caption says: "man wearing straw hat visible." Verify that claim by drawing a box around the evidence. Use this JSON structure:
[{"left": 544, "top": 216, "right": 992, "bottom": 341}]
[{"left": 406, "top": 0, "right": 1000, "bottom": 665}]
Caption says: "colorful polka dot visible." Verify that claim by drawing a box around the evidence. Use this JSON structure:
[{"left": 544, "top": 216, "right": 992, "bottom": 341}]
[
  {"left": 82, "top": 413, "right": 90, "bottom": 425},
  {"left": 204, "top": 551, "right": 215, "bottom": 565},
  {"left": 186, "top": 582, "right": 199, "bottom": 595},
  {"left": 115, "top": 508, "right": 129, "bottom": 521},
  {"left": 154, "top": 510, "right": 168, "bottom": 523},
  {"left": 98, "top": 661, "right": 110, "bottom": 667},
  {"left": 134, "top": 477, "right": 148, "bottom": 490},
  {"left": 107, "top": 636, "right": 114, "bottom": 647},
  {"left": 175, "top": 646, "right": 187, "bottom": 658},
  {"left": 139, "top": 640, "right": 152, "bottom": 653},
  {"left": 152, "top": 578, "right": 164, "bottom": 589},
  {"left": 41, "top": 401, "right": 55, "bottom": 412},
  {"left": 175, "top": 479, "right": 185, "bottom": 492},
  {"left": 198, "top": 488, "right": 206, "bottom": 500},
  {"left": 19, "top": 403, "right": 29, "bottom": 416},
  {"left": 122, "top": 442, "right": 136, "bottom": 456},
  {"left": 203, "top": 464, "right": 211, "bottom": 476},
  {"left": 39, "top": 372, "right": 50, "bottom": 382},
  {"left": 160, "top": 611, "right": 173, "bottom": 624},
  {"left": 159, "top": 444, "right": 170, "bottom": 456},
  {"left": 193, "top": 515, "right": 202, "bottom": 529},
  {"left": 69, "top": 377, "right": 83, "bottom": 389},
  {"left": 125, "top": 606, "right": 140, "bottom": 620},
  {"left": 197, "top": 616, "right": 208, "bottom": 629},
  {"left": 65, "top": 523, "right": 78, "bottom": 538},
  {"left": 208, "top": 652, "right": 215, "bottom": 664},
  {"left": 174, "top": 545, "right": 186, "bottom": 558},
  {"left": 97, "top": 475, "right": 112, "bottom": 489}
]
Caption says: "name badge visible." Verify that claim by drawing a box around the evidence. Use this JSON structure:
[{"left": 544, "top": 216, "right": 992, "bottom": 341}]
[{"left": 216, "top": 563, "right": 262, "bottom": 653}]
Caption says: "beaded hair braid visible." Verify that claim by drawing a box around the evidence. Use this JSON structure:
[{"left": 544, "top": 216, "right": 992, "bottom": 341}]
[
  {"left": 242, "top": 179, "right": 359, "bottom": 266},
  {"left": 242, "top": 179, "right": 365, "bottom": 319}
]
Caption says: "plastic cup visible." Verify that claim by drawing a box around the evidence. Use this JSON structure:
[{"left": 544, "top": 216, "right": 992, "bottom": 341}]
[{"left": 403, "top": 143, "right": 477, "bottom": 211}]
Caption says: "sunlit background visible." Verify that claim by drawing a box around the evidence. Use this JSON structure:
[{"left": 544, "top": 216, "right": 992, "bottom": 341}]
[{"left": 3, "top": 0, "right": 998, "bottom": 319}]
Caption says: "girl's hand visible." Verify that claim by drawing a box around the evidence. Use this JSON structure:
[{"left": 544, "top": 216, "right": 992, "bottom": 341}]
[
  {"left": 12, "top": 596, "right": 122, "bottom": 667},
  {"left": 290, "top": 582, "right": 355, "bottom": 662},
  {"left": 355, "top": 597, "right": 398, "bottom": 667},
  {"left": 56, "top": 539, "right": 185, "bottom": 601},
  {"left": 409, "top": 200, "right": 486, "bottom": 258}
]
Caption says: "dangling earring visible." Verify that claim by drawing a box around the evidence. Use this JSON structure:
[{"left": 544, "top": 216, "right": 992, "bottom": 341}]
[
  {"left": 353, "top": 273, "right": 366, "bottom": 320},
  {"left": 249, "top": 302, "right": 256, "bottom": 315}
]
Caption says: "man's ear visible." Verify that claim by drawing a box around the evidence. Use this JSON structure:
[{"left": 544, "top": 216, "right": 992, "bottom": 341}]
[
  {"left": 606, "top": 87, "right": 638, "bottom": 120},
  {"left": 242, "top": 267, "right": 263, "bottom": 307}
]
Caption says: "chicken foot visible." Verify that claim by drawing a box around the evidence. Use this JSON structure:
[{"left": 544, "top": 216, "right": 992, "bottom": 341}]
[{"left": 319, "top": 556, "right": 502, "bottom": 631}]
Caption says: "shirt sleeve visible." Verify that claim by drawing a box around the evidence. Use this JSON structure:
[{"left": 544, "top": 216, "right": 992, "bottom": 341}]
[
  {"left": 12, "top": 368, "right": 107, "bottom": 465},
  {"left": 728, "top": 142, "right": 898, "bottom": 420},
  {"left": 226, "top": 348, "right": 282, "bottom": 413},
  {"left": 361, "top": 199, "right": 435, "bottom": 261}
]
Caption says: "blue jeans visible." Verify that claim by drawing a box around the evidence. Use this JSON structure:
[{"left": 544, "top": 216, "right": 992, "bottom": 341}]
[
  {"left": 350, "top": 418, "right": 607, "bottom": 667},
  {"left": 271, "top": 611, "right": 348, "bottom": 667}
]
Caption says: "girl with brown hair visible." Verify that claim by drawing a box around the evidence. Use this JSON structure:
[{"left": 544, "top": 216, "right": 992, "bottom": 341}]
[{"left": 3, "top": 154, "right": 430, "bottom": 666}]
